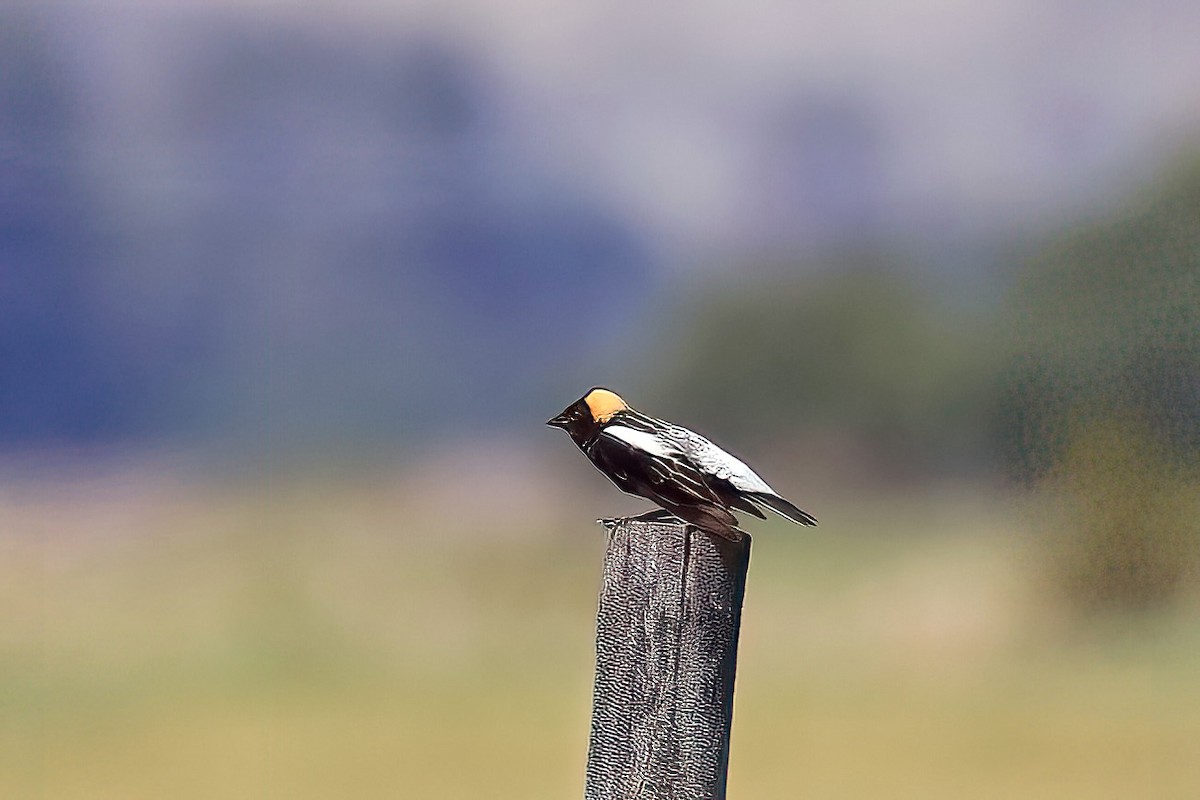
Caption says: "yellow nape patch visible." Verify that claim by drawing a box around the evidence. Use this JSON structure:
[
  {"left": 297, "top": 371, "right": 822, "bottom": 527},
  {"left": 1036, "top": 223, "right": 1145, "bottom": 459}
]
[{"left": 584, "top": 388, "right": 628, "bottom": 422}]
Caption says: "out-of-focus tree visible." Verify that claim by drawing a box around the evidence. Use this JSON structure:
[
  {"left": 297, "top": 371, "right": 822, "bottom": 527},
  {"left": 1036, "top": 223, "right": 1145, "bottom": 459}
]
[
  {"left": 646, "top": 255, "right": 1002, "bottom": 476},
  {"left": 1039, "top": 414, "right": 1199, "bottom": 613},
  {"left": 1000, "top": 155, "right": 1200, "bottom": 612},
  {"left": 999, "top": 157, "right": 1200, "bottom": 480}
]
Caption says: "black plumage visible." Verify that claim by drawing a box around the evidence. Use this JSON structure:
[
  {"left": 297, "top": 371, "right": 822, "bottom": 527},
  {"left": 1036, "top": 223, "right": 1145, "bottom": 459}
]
[{"left": 547, "top": 388, "right": 817, "bottom": 540}]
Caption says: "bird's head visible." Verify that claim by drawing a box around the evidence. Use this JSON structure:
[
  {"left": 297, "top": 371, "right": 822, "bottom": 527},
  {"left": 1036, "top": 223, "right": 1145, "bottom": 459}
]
[{"left": 547, "top": 387, "right": 628, "bottom": 444}]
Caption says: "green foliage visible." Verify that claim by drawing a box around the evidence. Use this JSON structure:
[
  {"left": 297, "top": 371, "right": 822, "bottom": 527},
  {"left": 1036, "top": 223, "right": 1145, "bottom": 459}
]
[
  {"left": 1001, "top": 157, "right": 1200, "bottom": 478},
  {"left": 1040, "top": 414, "right": 1200, "bottom": 613},
  {"left": 1003, "top": 155, "right": 1200, "bottom": 613},
  {"left": 648, "top": 258, "right": 1001, "bottom": 472}
]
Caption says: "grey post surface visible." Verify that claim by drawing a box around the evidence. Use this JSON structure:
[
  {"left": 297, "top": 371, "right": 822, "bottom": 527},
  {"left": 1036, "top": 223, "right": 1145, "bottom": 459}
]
[{"left": 585, "top": 519, "right": 751, "bottom": 800}]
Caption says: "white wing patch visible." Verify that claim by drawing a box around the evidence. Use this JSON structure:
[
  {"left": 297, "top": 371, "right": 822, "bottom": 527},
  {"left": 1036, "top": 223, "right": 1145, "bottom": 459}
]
[
  {"left": 660, "top": 424, "right": 776, "bottom": 495},
  {"left": 602, "top": 425, "right": 678, "bottom": 460},
  {"left": 605, "top": 418, "right": 780, "bottom": 497},
  {"left": 709, "top": 450, "right": 775, "bottom": 494}
]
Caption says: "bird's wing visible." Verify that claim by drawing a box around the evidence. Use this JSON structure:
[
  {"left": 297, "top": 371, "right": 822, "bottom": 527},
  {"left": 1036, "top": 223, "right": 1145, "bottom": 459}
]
[
  {"left": 748, "top": 492, "right": 818, "bottom": 525},
  {"left": 597, "top": 424, "right": 728, "bottom": 508},
  {"left": 655, "top": 419, "right": 816, "bottom": 525},
  {"left": 654, "top": 421, "right": 777, "bottom": 495}
]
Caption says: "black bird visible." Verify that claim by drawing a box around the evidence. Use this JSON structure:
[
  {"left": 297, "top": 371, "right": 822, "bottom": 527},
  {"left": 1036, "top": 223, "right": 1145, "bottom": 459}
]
[{"left": 547, "top": 388, "right": 816, "bottom": 540}]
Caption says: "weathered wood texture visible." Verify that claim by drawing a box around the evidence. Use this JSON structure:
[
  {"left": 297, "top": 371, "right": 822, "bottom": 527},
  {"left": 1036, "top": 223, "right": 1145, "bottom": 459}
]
[{"left": 585, "top": 520, "right": 751, "bottom": 800}]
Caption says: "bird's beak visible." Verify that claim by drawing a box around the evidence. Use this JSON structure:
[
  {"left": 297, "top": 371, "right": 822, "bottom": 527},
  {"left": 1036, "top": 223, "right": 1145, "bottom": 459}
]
[{"left": 546, "top": 412, "right": 571, "bottom": 429}]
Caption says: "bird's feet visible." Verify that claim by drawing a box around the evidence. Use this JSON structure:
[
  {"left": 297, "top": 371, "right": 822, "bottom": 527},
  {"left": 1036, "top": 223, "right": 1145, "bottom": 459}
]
[{"left": 596, "top": 509, "right": 682, "bottom": 529}]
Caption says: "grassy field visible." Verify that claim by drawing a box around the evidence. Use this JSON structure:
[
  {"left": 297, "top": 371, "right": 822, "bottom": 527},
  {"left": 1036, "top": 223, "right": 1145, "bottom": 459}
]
[{"left": 2, "top": 474, "right": 1199, "bottom": 798}]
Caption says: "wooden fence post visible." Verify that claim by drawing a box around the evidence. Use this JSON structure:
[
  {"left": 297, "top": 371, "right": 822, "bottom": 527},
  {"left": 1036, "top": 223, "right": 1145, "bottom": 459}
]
[{"left": 584, "top": 519, "right": 751, "bottom": 800}]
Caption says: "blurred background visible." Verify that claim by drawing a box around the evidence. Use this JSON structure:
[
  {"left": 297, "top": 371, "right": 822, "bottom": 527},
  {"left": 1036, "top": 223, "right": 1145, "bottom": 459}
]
[{"left": 3, "top": 0, "right": 1200, "bottom": 797}]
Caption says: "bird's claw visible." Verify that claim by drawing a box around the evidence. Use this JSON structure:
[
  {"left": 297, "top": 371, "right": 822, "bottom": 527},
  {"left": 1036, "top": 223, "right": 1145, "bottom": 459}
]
[{"left": 596, "top": 509, "right": 682, "bottom": 530}]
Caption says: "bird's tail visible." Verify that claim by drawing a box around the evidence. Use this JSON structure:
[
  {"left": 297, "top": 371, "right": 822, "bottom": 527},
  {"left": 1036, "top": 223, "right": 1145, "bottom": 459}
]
[{"left": 748, "top": 493, "right": 818, "bottom": 526}]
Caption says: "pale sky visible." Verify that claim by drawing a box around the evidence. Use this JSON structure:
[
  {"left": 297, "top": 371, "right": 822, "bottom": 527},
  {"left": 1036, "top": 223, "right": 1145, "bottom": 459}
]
[{"left": 53, "top": 0, "right": 1200, "bottom": 259}]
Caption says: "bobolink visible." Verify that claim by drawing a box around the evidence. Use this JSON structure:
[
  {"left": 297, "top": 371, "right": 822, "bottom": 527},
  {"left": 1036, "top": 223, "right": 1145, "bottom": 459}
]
[{"left": 547, "top": 388, "right": 816, "bottom": 541}]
